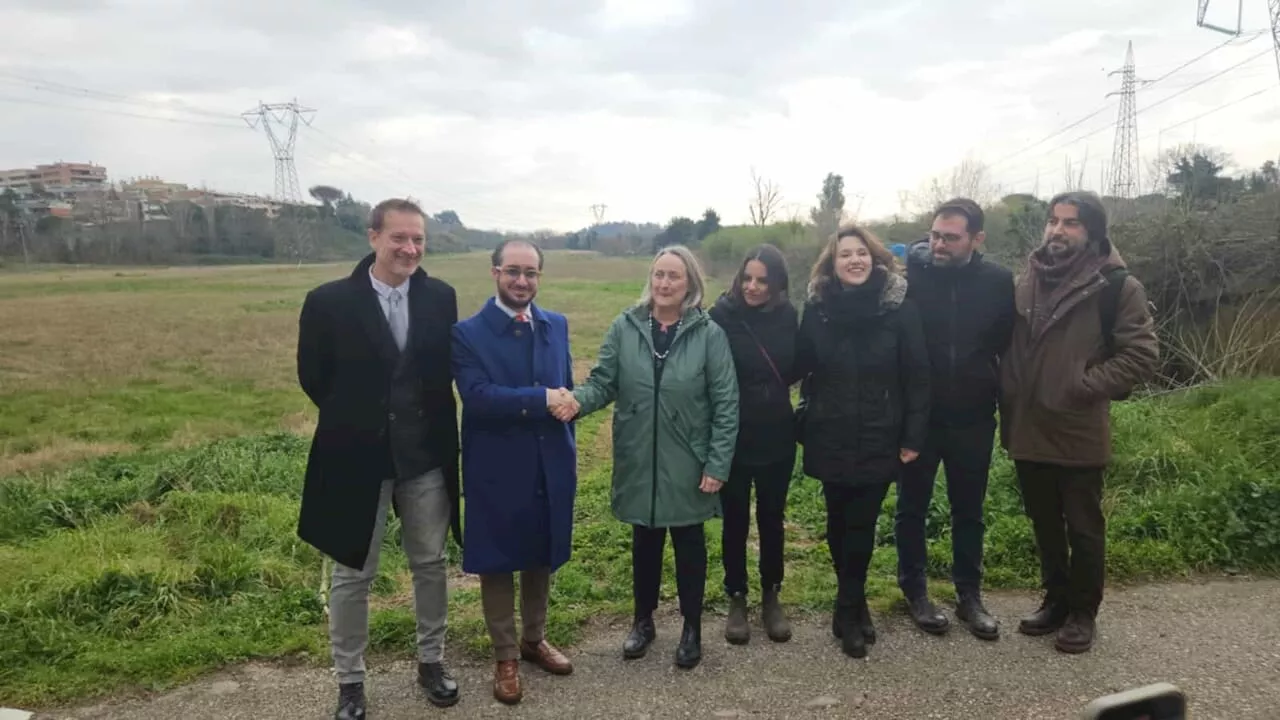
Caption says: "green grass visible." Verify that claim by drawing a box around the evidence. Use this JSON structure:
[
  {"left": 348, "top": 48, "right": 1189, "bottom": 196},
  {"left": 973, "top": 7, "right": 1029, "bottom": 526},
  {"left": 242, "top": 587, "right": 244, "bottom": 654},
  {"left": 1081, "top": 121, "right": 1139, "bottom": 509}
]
[
  {"left": 2, "top": 255, "right": 1280, "bottom": 708},
  {"left": 2, "top": 380, "right": 1280, "bottom": 707}
]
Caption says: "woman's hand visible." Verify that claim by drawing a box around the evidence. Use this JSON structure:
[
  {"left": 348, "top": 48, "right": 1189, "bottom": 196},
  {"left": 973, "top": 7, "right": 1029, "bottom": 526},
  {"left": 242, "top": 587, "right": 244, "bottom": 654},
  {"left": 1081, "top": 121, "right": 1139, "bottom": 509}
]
[
  {"left": 546, "top": 388, "right": 579, "bottom": 422},
  {"left": 899, "top": 448, "right": 920, "bottom": 464},
  {"left": 699, "top": 474, "right": 724, "bottom": 493}
]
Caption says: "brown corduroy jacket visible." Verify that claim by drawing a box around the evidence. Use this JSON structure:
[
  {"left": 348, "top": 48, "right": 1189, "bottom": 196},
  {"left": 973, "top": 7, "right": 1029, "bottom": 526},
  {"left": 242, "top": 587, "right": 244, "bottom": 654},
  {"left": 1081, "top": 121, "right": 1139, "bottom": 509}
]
[{"left": 998, "top": 242, "right": 1159, "bottom": 468}]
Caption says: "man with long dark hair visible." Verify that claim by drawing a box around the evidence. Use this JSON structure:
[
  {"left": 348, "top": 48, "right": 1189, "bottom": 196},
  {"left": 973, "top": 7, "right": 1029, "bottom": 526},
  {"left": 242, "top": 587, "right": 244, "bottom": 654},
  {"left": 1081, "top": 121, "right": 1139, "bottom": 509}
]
[
  {"left": 895, "top": 198, "right": 1014, "bottom": 641},
  {"left": 1000, "top": 191, "right": 1158, "bottom": 654}
]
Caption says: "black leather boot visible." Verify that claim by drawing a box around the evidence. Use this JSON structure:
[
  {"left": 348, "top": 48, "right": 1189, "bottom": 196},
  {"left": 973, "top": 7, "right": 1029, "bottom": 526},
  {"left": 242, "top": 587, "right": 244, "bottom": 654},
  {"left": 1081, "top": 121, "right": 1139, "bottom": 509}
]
[
  {"left": 956, "top": 594, "right": 1000, "bottom": 641},
  {"left": 623, "top": 615, "right": 656, "bottom": 659},
  {"left": 417, "top": 662, "right": 459, "bottom": 708},
  {"left": 1055, "top": 612, "right": 1096, "bottom": 654},
  {"left": 831, "top": 600, "right": 846, "bottom": 639},
  {"left": 906, "top": 595, "right": 951, "bottom": 635},
  {"left": 675, "top": 618, "right": 702, "bottom": 669},
  {"left": 835, "top": 609, "right": 866, "bottom": 659},
  {"left": 856, "top": 598, "right": 876, "bottom": 645},
  {"left": 1018, "top": 597, "right": 1069, "bottom": 637},
  {"left": 334, "top": 682, "right": 365, "bottom": 720}
]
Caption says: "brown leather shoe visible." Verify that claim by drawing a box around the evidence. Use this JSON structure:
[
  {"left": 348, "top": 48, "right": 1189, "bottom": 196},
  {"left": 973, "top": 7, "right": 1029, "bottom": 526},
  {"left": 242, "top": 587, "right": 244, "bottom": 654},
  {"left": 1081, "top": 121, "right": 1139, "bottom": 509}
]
[
  {"left": 492, "top": 659, "right": 522, "bottom": 705},
  {"left": 520, "top": 639, "right": 574, "bottom": 675}
]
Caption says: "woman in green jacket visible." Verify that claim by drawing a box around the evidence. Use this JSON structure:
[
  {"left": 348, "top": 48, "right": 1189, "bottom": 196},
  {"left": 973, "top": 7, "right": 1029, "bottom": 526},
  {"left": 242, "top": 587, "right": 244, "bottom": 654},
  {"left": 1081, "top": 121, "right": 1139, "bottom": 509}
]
[{"left": 559, "top": 244, "right": 739, "bottom": 670}]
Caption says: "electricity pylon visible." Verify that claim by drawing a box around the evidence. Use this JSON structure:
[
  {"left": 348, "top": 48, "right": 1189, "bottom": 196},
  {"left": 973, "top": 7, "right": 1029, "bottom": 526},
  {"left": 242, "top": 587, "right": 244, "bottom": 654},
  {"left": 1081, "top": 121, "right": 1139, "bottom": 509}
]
[
  {"left": 1107, "top": 42, "right": 1142, "bottom": 198},
  {"left": 242, "top": 100, "right": 316, "bottom": 264}
]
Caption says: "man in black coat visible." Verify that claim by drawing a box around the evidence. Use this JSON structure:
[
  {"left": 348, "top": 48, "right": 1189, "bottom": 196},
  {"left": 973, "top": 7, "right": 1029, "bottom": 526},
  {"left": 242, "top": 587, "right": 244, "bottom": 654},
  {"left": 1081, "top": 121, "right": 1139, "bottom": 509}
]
[
  {"left": 296, "top": 198, "right": 463, "bottom": 719},
  {"left": 894, "top": 198, "right": 1015, "bottom": 641}
]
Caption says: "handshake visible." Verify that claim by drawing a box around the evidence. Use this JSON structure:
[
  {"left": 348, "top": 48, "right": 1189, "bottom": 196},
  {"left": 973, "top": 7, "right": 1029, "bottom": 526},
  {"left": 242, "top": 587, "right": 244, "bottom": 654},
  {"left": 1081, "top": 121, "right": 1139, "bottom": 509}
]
[{"left": 546, "top": 387, "right": 579, "bottom": 422}]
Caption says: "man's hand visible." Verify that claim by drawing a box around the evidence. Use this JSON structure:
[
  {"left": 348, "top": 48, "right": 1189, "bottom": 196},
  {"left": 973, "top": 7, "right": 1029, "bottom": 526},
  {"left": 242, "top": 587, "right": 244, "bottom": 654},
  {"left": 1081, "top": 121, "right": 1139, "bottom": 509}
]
[
  {"left": 546, "top": 387, "right": 579, "bottom": 422},
  {"left": 699, "top": 474, "right": 724, "bottom": 493},
  {"left": 900, "top": 448, "right": 920, "bottom": 464}
]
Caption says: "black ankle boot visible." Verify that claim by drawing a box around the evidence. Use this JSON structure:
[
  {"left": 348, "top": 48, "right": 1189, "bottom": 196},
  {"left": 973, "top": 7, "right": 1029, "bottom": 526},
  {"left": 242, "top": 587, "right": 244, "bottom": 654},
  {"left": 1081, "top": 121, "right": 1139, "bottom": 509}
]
[
  {"left": 857, "top": 598, "right": 877, "bottom": 645},
  {"left": 831, "top": 600, "right": 849, "bottom": 639},
  {"left": 837, "top": 611, "right": 866, "bottom": 659},
  {"left": 675, "top": 619, "right": 702, "bottom": 669},
  {"left": 623, "top": 615, "right": 655, "bottom": 659}
]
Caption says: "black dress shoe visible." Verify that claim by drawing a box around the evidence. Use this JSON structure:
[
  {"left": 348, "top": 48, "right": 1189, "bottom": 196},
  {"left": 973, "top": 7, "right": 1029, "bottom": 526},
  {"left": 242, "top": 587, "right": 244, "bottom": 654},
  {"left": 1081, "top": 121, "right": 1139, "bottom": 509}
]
[
  {"left": 334, "top": 682, "right": 366, "bottom": 720},
  {"left": 1018, "top": 598, "right": 1069, "bottom": 637},
  {"left": 418, "top": 661, "right": 460, "bottom": 708},
  {"left": 623, "top": 616, "right": 656, "bottom": 659},
  {"left": 906, "top": 596, "right": 951, "bottom": 635},
  {"left": 956, "top": 595, "right": 1000, "bottom": 641},
  {"left": 675, "top": 619, "right": 702, "bottom": 669}
]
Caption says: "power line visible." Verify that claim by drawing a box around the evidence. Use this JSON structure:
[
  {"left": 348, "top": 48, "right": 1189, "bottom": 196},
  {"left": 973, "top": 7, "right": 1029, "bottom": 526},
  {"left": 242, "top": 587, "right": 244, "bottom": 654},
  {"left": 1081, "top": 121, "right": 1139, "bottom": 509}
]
[
  {"left": 1002, "top": 84, "right": 1275, "bottom": 192},
  {"left": 1001, "top": 46, "right": 1274, "bottom": 184},
  {"left": 0, "top": 71, "right": 240, "bottom": 120},
  {"left": 0, "top": 93, "right": 246, "bottom": 128},
  {"left": 986, "top": 32, "right": 1262, "bottom": 171},
  {"left": 1155, "top": 85, "right": 1274, "bottom": 137}
]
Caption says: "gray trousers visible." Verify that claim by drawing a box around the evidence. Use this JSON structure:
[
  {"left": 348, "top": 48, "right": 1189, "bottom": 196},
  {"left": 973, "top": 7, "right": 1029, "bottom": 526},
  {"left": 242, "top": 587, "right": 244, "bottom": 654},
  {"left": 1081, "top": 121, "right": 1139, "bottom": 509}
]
[{"left": 329, "top": 468, "right": 450, "bottom": 685}]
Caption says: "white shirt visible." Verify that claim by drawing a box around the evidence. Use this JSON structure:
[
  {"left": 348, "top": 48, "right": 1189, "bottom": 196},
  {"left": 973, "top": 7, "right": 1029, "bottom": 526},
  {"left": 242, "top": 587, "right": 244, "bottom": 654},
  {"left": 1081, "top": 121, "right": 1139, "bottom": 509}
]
[
  {"left": 495, "top": 295, "right": 533, "bottom": 332},
  {"left": 369, "top": 268, "right": 410, "bottom": 323}
]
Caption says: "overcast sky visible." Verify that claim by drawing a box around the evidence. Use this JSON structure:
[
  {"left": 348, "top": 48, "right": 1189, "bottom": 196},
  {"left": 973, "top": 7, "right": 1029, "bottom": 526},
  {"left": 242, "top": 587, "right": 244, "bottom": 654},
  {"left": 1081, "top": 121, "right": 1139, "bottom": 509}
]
[{"left": 1, "top": 0, "right": 1277, "bottom": 232}]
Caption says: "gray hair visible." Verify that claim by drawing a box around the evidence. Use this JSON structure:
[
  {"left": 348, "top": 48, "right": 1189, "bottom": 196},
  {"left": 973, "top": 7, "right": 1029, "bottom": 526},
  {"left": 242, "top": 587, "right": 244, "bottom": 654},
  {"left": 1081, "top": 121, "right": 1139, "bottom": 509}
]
[{"left": 638, "top": 244, "right": 706, "bottom": 313}]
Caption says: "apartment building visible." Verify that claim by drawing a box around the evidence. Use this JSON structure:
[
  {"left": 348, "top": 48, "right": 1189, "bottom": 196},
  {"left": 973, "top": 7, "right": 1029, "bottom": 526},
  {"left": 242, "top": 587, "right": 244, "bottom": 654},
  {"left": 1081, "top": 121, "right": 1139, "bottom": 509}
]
[{"left": 0, "top": 162, "right": 108, "bottom": 193}]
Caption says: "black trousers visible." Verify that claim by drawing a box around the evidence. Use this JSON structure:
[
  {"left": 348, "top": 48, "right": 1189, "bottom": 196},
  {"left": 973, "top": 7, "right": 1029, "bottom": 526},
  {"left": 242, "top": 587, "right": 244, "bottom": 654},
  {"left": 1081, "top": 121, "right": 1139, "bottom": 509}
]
[
  {"left": 720, "top": 457, "right": 793, "bottom": 596},
  {"left": 823, "top": 481, "right": 891, "bottom": 610},
  {"left": 894, "top": 420, "right": 996, "bottom": 600},
  {"left": 1015, "top": 461, "right": 1106, "bottom": 617},
  {"left": 632, "top": 523, "right": 707, "bottom": 622}
]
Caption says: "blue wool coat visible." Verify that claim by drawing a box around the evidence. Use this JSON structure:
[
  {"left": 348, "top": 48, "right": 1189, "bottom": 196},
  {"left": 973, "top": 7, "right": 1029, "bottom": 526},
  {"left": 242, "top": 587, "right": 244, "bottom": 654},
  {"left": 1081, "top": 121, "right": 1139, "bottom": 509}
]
[{"left": 451, "top": 298, "right": 578, "bottom": 575}]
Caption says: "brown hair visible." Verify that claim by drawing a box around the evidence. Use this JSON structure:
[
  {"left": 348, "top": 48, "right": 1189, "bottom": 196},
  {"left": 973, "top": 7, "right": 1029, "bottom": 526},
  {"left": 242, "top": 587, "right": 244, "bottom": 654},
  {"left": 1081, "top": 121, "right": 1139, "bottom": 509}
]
[
  {"left": 808, "top": 225, "right": 896, "bottom": 298},
  {"left": 368, "top": 198, "right": 428, "bottom": 232}
]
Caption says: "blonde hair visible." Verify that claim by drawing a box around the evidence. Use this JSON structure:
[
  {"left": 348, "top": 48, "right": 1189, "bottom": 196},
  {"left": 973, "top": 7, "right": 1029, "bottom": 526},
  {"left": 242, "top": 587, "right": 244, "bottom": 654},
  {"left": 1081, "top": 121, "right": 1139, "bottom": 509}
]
[
  {"left": 807, "top": 224, "right": 897, "bottom": 299},
  {"left": 638, "top": 244, "right": 706, "bottom": 312}
]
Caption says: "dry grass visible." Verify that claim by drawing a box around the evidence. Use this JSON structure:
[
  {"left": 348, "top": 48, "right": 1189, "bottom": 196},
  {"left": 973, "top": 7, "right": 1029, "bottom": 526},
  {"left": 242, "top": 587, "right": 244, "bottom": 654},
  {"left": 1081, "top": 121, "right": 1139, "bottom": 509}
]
[{"left": 0, "top": 251, "right": 666, "bottom": 477}]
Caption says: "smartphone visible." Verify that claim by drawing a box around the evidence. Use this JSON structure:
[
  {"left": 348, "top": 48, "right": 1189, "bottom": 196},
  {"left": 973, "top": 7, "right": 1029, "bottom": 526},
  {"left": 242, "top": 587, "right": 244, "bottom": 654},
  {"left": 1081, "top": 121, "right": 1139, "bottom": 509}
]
[{"left": 1081, "top": 683, "right": 1187, "bottom": 720}]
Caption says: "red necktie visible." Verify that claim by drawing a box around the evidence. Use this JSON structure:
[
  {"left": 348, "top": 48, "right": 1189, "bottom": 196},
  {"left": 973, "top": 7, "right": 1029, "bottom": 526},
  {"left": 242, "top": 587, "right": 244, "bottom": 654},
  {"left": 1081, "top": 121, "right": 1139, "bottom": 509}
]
[{"left": 515, "top": 312, "right": 528, "bottom": 322}]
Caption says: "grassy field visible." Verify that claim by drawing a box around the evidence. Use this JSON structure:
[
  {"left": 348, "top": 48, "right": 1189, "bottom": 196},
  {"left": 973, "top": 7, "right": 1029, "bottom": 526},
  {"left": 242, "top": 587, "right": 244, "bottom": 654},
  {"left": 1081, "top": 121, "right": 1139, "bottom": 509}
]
[{"left": 2, "top": 251, "right": 1279, "bottom": 708}]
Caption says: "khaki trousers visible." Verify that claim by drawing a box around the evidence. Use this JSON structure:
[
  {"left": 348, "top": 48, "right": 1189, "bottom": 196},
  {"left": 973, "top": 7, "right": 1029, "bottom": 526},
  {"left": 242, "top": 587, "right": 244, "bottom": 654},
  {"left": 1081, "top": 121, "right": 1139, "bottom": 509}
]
[{"left": 481, "top": 568, "right": 551, "bottom": 661}]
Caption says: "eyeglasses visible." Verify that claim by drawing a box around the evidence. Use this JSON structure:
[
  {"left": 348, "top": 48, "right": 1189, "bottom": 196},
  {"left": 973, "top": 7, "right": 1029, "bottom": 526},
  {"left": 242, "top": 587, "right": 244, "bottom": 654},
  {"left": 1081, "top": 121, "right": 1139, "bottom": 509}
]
[{"left": 496, "top": 266, "right": 541, "bottom": 281}]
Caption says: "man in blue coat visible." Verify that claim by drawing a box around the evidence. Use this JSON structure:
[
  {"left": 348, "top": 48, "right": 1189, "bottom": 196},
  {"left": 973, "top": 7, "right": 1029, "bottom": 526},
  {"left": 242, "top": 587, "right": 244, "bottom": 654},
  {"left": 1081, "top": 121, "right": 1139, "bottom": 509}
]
[{"left": 450, "top": 239, "right": 578, "bottom": 706}]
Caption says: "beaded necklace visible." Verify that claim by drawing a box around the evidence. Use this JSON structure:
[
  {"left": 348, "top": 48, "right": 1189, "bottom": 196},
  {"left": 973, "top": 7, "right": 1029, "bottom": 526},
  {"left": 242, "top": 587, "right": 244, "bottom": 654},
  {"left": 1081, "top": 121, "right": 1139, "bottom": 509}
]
[{"left": 649, "top": 313, "right": 682, "bottom": 361}]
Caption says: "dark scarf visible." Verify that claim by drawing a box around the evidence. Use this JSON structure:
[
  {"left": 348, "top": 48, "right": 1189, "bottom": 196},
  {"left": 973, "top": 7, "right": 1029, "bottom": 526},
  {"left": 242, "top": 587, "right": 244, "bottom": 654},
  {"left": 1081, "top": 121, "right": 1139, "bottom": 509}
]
[
  {"left": 1027, "top": 242, "right": 1108, "bottom": 335},
  {"left": 822, "top": 267, "right": 887, "bottom": 327}
]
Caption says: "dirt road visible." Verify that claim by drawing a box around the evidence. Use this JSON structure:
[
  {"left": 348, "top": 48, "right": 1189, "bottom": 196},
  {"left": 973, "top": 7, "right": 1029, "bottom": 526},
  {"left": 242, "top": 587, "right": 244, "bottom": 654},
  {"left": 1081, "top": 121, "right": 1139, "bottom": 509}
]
[{"left": 36, "top": 578, "right": 1280, "bottom": 720}]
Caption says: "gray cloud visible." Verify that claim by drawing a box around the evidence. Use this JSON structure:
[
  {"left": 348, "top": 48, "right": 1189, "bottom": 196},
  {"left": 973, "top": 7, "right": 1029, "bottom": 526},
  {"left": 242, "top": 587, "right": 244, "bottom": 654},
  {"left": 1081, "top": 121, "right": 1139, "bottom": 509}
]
[{"left": 1, "top": 0, "right": 1274, "bottom": 230}]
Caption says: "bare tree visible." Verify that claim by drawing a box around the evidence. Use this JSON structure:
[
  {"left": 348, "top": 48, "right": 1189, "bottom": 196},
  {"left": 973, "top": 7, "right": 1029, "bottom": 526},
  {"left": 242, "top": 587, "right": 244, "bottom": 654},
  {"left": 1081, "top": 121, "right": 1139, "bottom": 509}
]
[
  {"left": 915, "top": 157, "right": 1002, "bottom": 212},
  {"left": 748, "top": 167, "right": 782, "bottom": 226},
  {"left": 1062, "top": 148, "right": 1090, "bottom": 192}
]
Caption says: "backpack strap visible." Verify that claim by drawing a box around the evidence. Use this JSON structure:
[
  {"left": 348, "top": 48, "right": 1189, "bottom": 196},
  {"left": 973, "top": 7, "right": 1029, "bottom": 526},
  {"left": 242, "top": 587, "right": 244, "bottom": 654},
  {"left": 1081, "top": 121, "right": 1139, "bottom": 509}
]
[{"left": 1099, "top": 267, "right": 1129, "bottom": 357}]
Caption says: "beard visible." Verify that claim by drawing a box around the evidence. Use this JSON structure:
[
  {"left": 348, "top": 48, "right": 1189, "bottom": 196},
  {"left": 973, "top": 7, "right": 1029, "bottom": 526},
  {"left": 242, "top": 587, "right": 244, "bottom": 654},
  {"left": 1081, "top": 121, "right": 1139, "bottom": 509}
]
[{"left": 499, "top": 287, "right": 534, "bottom": 311}]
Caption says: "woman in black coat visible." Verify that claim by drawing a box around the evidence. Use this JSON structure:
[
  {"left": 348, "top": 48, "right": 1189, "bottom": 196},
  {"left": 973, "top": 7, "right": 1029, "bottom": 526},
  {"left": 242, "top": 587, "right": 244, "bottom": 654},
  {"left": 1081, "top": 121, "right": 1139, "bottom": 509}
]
[
  {"left": 708, "top": 244, "right": 799, "bottom": 647},
  {"left": 794, "top": 226, "right": 930, "bottom": 659}
]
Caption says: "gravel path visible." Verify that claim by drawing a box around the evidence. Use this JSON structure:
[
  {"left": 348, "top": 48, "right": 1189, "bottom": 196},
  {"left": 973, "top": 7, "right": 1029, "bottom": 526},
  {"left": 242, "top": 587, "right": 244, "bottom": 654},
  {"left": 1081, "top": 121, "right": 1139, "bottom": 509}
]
[{"left": 36, "top": 578, "right": 1280, "bottom": 720}]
